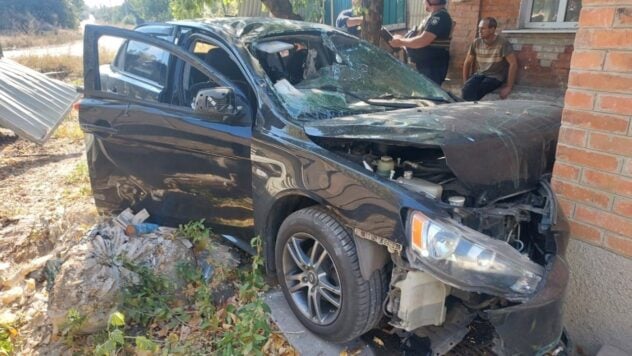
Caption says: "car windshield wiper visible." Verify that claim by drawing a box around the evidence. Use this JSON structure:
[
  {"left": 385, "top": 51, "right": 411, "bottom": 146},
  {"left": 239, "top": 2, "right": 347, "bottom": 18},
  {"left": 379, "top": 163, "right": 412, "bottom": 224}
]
[
  {"left": 377, "top": 93, "right": 452, "bottom": 103},
  {"left": 313, "top": 85, "right": 418, "bottom": 108}
]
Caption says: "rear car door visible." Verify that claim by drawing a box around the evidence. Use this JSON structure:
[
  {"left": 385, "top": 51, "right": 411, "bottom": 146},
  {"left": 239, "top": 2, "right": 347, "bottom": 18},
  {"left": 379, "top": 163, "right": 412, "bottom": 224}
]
[{"left": 80, "top": 25, "right": 254, "bottom": 239}]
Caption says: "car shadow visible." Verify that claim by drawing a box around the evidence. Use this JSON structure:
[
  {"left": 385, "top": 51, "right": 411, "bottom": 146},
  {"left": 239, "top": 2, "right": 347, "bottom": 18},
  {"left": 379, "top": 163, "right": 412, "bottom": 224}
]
[{"left": 0, "top": 151, "right": 83, "bottom": 181}]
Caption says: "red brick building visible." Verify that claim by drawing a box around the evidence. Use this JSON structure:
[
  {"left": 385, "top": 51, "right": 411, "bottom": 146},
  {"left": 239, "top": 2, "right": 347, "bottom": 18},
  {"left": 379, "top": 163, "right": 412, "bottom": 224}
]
[
  {"left": 446, "top": 0, "right": 632, "bottom": 353},
  {"left": 448, "top": 0, "right": 578, "bottom": 92}
]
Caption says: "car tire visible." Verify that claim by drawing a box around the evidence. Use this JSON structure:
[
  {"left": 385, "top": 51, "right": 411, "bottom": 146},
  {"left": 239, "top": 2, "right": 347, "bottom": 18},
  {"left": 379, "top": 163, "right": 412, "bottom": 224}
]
[{"left": 275, "top": 206, "right": 387, "bottom": 343}]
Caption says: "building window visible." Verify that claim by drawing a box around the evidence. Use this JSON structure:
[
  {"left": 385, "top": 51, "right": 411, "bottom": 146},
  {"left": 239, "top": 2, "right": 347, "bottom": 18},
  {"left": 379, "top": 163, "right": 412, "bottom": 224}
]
[{"left": 521, "top": 0, "right": 582, "bottom": 29}]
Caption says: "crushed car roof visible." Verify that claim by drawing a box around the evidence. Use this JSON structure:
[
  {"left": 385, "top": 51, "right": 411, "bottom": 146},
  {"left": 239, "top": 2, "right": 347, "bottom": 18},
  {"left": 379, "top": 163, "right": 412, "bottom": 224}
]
[
  {"left": 0, "top": 56, "right": 80, "bottom": 144},
  {"left": 169, "top": 17, "right": 338, "bottom": 42}
]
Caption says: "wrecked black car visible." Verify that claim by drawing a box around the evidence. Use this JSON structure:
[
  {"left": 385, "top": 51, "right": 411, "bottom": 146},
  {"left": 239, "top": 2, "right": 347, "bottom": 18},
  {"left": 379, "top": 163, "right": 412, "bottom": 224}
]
[{"left": 78, "top": 18, "right": 570, "bottom": 354}]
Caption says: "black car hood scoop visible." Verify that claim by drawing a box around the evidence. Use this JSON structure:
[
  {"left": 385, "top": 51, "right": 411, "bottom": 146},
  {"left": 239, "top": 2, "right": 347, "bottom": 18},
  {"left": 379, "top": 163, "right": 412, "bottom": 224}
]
[{"left": 304, "top": 100, "right": 562, "bottom": 204}]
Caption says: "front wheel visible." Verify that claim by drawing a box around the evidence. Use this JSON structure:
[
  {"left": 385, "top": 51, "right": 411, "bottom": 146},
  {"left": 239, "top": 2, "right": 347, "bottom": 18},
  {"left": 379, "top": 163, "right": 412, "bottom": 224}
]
[{"left": 275, "top": 206, "right": 387, "bottom": 343}]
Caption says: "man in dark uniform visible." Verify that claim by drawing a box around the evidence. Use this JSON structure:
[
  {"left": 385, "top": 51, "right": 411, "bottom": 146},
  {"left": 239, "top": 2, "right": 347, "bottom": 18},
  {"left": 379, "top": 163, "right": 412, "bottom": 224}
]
[
  {"left": 336, "top": 0, "right": 363, "bottom": 37},
  {"left": 389, "top": 0, "right": 452, "bottom": 85}
]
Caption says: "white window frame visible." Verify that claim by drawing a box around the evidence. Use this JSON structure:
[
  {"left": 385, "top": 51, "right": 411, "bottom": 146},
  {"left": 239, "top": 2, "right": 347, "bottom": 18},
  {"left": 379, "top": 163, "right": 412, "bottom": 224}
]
[{"left": 519, "top": 0, "right": 580, "bottom": 29}]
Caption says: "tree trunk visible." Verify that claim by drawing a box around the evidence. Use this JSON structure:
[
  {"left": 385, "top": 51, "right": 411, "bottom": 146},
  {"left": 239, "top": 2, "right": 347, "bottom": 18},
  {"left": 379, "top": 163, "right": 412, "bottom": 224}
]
[
  {"left": 361, "top": 0, "right": 383, "bottom": 46},
  {"left": 260, "top": 0, "right": 303, "bottom": 20}
]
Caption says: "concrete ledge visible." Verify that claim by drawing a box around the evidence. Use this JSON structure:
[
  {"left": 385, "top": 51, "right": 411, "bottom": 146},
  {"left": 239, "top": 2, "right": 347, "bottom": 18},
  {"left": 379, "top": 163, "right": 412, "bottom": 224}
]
[
  {"left": 564, "top": 239, "right": 632, "bottom": 355},
  {"left": 264, "top": 289, "right": 376, "bottom": 356}
]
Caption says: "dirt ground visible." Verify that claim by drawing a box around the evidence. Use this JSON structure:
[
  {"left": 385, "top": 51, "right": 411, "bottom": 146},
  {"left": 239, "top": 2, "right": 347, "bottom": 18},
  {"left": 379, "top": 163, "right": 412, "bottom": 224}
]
[{"left": 0, "top": 122, "right": 98, "bottom": 353}]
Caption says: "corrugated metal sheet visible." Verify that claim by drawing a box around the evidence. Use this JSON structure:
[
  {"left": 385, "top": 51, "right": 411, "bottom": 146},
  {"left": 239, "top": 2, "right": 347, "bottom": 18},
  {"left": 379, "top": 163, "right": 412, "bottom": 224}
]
[
  {"left": 408, "top": 0, "right": 426, "bottom": 29},
  {"left": 0, "top": 57, "right": 79, "bottom": 144},
  {"left": 324, "top": 0, "right": 351, "bottom": 26},
  {"left": 383, "top": 0, "right": 407, "bottom": 30},
  {"left": 238, "top": 0, "right": 269, "bottom": 17}
]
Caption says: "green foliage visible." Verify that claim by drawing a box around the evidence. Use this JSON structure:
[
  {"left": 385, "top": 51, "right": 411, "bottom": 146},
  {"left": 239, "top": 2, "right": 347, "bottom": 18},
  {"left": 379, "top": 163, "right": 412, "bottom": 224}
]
[
  {"left": 128, "top": 0, "right": 172, "bottom": 21},
  {"left": 170, "top": 0, "right": 207, "bottom": 19},
  {"left": 60, "top": 308, "right": 86, "bottom": 346},
  {"left": 178, "top": 219, "right": 211, "bottom": 246},
  {"left": 134, "top": 336, "right": 159, "bottom": 352},
  {"left": 291, "top": 0, "right": 325, "bottom": 23},
  {"left": 239, "top": 236, "right": 267, "bottom": 302},
  {"left": 0, "top": 0, "right": 84, "bottom": 32},
  {"left": 169, "top": 0, "right": 239, "bottom": 20},
  {"left": 121, "top": 261, "right": 183, "bottom": 326},
  {"left": 176, "top": 262, "right": 216, "bottom": 323},
  {"left": 68, "top": 221, "right": 281, "bottom": 354},
  {"left": 108, "top": 312, "right": 125, "bottom": 328},
  {"left": 65, "top": 161, "right": 89, "bottom": 185},
  {"left": 0, "top": 323, "right": 17, "bottom": 356},
  {"left": 94, "top": 312, "right": 126, "bottom": 356},
  {"left": 216, "top": 298, "right": 272, "bottom": 355},
  {"left": 91, "top": 4, "right": 135, "bottom": 25},
  {"left": 95, "top": 311, "right": 159, "bottom": 355}
]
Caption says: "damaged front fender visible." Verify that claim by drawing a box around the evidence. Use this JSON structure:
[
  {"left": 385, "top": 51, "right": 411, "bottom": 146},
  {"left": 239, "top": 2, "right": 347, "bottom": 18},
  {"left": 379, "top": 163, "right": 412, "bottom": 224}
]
[{"left": 486, "top": 254, "right": 570, "bottom": 355}]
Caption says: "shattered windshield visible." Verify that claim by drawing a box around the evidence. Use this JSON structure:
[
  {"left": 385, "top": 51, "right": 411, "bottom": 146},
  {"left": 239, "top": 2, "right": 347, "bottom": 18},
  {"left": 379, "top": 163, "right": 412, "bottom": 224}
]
[{"left": 251, "top": 32, "right": 452, "bottom": 120}]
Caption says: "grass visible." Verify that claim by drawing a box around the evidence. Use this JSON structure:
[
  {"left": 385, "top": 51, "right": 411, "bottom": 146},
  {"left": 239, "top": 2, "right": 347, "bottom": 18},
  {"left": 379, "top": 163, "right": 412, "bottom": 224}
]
[
  {"left": 0, "top": 323, "right": 17, "bottom": 355},
  {"left": 13, "top": 54, "right": 83, "bottom": 81},
  {"left": 53, "top": 110, "right": 84, "bottom": 142},
  {"left": 12, "top": 48, "right": 116, "bottom": 82},
  {"left": 0, "top": 29, "right": 82, "bottom": 50},
  {"left": 62, "top": 160, "right": 92, "bottom": 199},
  {"left": 64, "top": 161, "right": 89, "bottom": 186}
]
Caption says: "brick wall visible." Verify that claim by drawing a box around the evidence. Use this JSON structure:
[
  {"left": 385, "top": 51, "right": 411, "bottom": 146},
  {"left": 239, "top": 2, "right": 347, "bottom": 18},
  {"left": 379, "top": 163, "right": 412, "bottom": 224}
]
[
  {"left": 447, "top": 0, "right": 573, "bottom": 90},
  {"left": 552, "top": 2, "right": 632, "bottom": 258},
  {"left": 447, "top": 0, "right": 481, "bottom": 83}
]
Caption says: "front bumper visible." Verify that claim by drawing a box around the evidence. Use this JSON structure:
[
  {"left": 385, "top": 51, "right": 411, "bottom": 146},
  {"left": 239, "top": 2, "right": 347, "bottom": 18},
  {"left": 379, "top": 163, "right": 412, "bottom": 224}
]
[{"left": 486, "top": 254, "right": 570, "bottom": 355}]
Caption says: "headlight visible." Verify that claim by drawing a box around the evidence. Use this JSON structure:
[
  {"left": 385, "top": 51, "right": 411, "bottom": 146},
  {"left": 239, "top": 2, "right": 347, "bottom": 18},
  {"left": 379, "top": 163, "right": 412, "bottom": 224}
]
[{"left": 408, "top": 211, "right": 544, "bottom": 301}]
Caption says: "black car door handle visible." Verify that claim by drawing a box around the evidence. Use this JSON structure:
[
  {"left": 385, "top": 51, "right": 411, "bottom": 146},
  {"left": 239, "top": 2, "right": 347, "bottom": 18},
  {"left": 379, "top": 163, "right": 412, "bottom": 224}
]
[{"left": 81, "top": 123, "right": 118, "bottom": 135}]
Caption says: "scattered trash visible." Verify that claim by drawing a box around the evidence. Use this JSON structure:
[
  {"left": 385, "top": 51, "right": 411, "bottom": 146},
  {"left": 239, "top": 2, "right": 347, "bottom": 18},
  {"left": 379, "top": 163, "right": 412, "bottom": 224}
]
[
  {"left": 44, "top": 259, "right": 63, "bottom": 291},
  {"left": 113, "top": 208, "right": 149, "bottom": 229},
  {"left": 48, "top": 208, "right": 195, "bottom": 335},
  {"left": 124, "top": 223, "right": 159, "bottom": 237},
  {"left": 196, "top": 250, "right": 216, "bottom": 283}
]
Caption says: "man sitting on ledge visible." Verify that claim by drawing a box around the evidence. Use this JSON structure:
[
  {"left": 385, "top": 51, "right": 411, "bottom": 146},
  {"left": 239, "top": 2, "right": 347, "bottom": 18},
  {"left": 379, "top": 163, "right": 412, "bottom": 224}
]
[{"left": 462, "top": 17, "right": 517, "bottom": 101}]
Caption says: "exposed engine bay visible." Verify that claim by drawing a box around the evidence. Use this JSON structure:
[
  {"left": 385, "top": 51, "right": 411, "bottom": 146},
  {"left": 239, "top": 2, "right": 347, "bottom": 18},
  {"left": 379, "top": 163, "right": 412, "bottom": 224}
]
[
  {"left": 316, "top": 138, "right": 553, "bottom": 263},
  {"left": 316, "top": 138, "right": 559, "bottom": 353}
]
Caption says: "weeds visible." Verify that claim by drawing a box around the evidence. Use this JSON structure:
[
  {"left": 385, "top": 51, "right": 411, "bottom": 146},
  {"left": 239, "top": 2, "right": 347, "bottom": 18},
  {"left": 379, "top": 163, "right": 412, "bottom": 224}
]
[
  {"left": 216, "top": 236, "right": 271, "bottom": 354},
  {"left": 178, "top": 219, "right": 211, "bottom": 250},
  {"left": 239, "top": 236, "right": 267, "bottom": 302},
  {"left": 60, "top": 308, "right": 86, "bottom": 347},
  {"left": 0, "top": 322, "right": 17, "bottom": 356},
  {"left": 62, "top": 160, "right": 92, "bottom": 199},
  {"left": 65, "top": 161, "right": 89, "bottom": 186},
  {"left": 120, "top": 261, "right": 184, "bottom": 327},
  {"left": 57, "top": 222, "right": 291, "bottom": 354},
  {"left": 53, "top": 111, "right": 84, "bottom": 141},
  {"left": 94, "top": 311, "right": 158, "bottom": 356},
  {"left": 217, "top": 299, "right": 272, "bottom": 355}
]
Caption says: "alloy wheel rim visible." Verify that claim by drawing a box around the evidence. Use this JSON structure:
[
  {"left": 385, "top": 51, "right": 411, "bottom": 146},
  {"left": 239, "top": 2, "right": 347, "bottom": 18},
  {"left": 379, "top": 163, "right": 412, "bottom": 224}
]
[{"left": 282, "top": 232, "right": 342, "bottom": 325}]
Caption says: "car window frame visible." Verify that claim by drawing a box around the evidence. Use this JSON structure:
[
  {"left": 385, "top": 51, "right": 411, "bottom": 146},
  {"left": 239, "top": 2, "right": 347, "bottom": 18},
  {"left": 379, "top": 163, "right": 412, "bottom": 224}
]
[
  {"left": 174, "top": 32, "right": 255, "bottom": 113},
  {"left": 109, "top": 24, "right": 176, "bottom": 90},
  {"left": 84, "top": 25, "right": 239, "bottom": 117}
]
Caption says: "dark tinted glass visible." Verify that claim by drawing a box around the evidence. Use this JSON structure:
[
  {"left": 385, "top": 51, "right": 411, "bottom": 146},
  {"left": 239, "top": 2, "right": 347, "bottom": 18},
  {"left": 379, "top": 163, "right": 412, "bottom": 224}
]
[{"left": 123, "top": 41, "right": 169, "bottom": 85}]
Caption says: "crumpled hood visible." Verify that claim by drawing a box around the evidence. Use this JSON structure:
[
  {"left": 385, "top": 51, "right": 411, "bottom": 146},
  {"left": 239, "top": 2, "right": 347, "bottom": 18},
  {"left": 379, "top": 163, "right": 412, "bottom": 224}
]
[{"left": 304, "top": 100, "right": 562, "bottom": 204}]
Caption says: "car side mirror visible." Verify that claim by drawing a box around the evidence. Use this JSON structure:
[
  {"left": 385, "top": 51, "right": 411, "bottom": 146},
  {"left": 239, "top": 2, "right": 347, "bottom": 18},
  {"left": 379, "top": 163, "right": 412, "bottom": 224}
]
[{"left": 193, "top": 87, "right": 240, "bottom": 116}]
